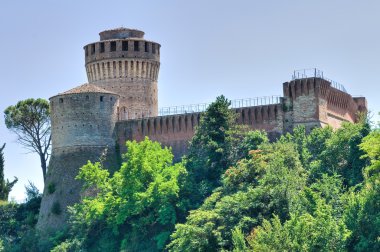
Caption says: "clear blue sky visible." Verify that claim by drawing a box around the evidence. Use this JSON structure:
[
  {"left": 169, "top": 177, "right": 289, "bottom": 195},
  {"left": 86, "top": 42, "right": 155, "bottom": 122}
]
[{"left": 1, "top": 0, "right": 379, "bottom": 201}]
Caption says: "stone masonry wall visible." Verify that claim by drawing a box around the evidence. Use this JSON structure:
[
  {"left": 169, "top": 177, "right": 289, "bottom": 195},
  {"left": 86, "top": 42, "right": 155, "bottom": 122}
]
[
  {"left": 115, "top": 104, "right": 284, "bottom": 160},
  {"left": 37, "top": 146, "right": 118, "bottom": 233},
  {"left": 283, "top": 77, "right": 367, "bottom": 132},
  {"left": 50, "top": 92, "right": 119, "bottom": 149}
]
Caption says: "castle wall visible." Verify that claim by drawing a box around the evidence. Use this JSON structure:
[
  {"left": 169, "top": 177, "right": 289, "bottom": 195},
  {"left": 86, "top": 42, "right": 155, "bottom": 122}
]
[
  {"left": 282, "top": 77, "right": 366, "bottom": 132},
  {"left": 37, "top": 146, "right": 118, "bottom": 233},
  {"left": 320, "top": 86, "right": 367, "bottom": 128},
  {"left": 283, "top": 78, "right": 322, "bottom": 132},
  {"left": 115, "top": 104, "right": 284, "bottom": 160}
]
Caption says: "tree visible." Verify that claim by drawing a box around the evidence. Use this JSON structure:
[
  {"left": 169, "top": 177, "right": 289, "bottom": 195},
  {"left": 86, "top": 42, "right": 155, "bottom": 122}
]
[
  {"left": 65, "top": 137, "right": 187, "bottom": 251},
  {"left": 344, "top": 130, "right": 380, "bottom": 251},
  {"left": 247, "top": 201, "right": 350, "bottom": 252},
  {"left": 313, "top": 122, "right": 370, "bottom": 187},
  {"left": 4, "top": 98, "right": 51, "bottom": 181},
  {"left": 0, "top": 143, "right": 17, "bottom": 201},
  {"left": 168, "top": 141, "right": 307, "bottom": 251},
  {"left": 185, "top": 95, "right": 238, "bottom": 204}
]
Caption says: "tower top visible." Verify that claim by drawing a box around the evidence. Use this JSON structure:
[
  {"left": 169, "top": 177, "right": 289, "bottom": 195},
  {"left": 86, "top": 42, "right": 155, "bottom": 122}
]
[{"left": 99, "top": 27, "right": 145, "bottom": 41}]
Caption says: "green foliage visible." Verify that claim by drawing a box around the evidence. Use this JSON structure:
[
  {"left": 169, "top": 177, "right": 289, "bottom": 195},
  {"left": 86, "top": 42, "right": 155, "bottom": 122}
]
[
  {"left": 344, "top": 130, "right": 380, "bottom": 251},
  {"left": 318, "top": 122, "right": 370, "bottom": 187},
  {"left": 168, "top": 141, "right": 307, "bottom": 251},
  {"left": 169, "top": 121, "right": 375, "bottom": 251},
  {"left": 232, "top": 227, "right": 248, "bottom": 252},
  {"left": 25, "top": 181, "right": 41, "bottom": 202},
  {"left": 51, "top": 201, "right": 62, "bottom": 215},
  {"left": 360, "top": 130, "right": 380, "bottom": 181},
  {"left": 0, "top": 184, "right": 41, "bottom": 251},
  {"left": 248, "top": 201, "right": 350, "bottom": 252},
  {"left": 185, "top": 95, "right": 237, "bottom": 203},
  {"left": 0, "top": 143, "right": 18, "bottom": 201},
  {"left": 66, "top": 137, "right": 187, "bottom": 251},
  {"left": 50, "top": 239, "right": 83, "bottom": 252},
  {"left": 4, "top": 98, "right": 51, "bottom": 181},
  {"left": 229, "top": 129, "right": 269, "bottom": 164},
  {"left": 248, "top": 183, "right": 350, "bottom": 252},
  {"left": 47, "top": 182, "right": 56, "bottom": 194}
]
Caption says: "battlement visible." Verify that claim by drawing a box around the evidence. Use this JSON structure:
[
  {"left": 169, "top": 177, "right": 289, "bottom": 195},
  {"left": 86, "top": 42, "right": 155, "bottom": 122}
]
[
  {"left": 283, "top": 70, "right": 367, "bottom": 131},
  {"left": 116, "top": 103, "right": 284, "bottom": 159},
  {"left": 84, "top": 40, "right": 160, "bottom": 64}
]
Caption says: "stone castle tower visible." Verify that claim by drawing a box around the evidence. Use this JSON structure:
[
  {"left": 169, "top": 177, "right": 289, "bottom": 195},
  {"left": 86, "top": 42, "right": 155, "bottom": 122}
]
[
  {"left": 37, "top": 28, "right": 161, "bottom": 232},
  {"left": 37, "top": 28, "right": 367, "bottom": 233},
  {"left": 84, "top": 28, "right": 160, "bottom": 119}
]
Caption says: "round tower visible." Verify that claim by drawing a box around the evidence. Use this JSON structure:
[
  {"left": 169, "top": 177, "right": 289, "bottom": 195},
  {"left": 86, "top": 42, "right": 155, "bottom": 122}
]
[
  {"left": 37, "top": 84, "right": 120, "bottom": 232},
  {"left": 84, "top": 27, "right": 160, "bottom": 120},
  {"left": 49, "top": 83, "right": 119, "bottom": 150}
]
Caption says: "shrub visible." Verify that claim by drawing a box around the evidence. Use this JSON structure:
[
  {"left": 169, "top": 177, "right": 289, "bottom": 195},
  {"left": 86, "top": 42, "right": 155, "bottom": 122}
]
[
  {"left": 48, "top": 182, "right": 56, "bottom": 194},
  {"left": 51, "top": 201, "right": 61, "bottom": 215}
]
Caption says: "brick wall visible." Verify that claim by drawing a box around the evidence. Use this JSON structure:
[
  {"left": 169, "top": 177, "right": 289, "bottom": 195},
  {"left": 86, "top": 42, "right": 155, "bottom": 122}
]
[{"left": 115, "top": 104, "right": 284, "bottom": 160}]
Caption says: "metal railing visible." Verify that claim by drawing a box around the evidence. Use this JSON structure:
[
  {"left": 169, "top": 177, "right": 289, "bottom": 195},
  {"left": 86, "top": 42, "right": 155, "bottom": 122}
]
[
  {"left": 292, "top": 68, "right": 347, "bottom": 93},
  {"left": 158, "top": 96, "right": 281, "bottom": 116}
]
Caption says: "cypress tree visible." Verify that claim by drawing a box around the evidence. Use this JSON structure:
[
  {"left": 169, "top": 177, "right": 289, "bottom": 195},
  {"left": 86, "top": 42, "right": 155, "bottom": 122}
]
[{"left": 0, "top": 143, "right": 17, "bottom": 201}]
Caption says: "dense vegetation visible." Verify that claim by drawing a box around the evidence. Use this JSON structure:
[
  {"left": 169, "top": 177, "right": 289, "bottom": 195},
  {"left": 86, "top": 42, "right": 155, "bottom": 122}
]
[{"left": 0, "top": 96, "right": 379, "bottom": 251}]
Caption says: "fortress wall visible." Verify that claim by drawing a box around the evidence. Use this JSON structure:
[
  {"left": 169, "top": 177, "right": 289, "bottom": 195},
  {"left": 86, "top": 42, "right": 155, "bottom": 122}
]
[
  {"left": 283, "top": 78, "right": 322, "bottom": 132},
  {"left": 234, "top": 104, "right": 284, "bottom": 139},
  {"left": 321, "top": 87, "right": 367, "bottom": 129},
  {"left": 116, "top": 113, "right": 200, "bottom": 159},
  {"left": 283, "top": 77, "right": 367, "bottom": 131},
  {"left": 115, "top": 104, "right": 284, "bottom": 160},
  {"left": 37, "top": 146, "right": 118, "bottom": 233}
]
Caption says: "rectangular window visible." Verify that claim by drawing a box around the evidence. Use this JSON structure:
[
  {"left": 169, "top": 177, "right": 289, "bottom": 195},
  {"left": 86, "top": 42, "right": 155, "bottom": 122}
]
[
  {"left": 91, "top": 44, "right": 95, "bottom": 54},
  {"left": 152, "top": 43, "right": 156, "bottom": 54},
  {"left": 144, "top": 42, "right": 148, "bottom": 52},
  {"left": 134, "top": 41, "right": 139, "bottom": 51},
  {"left": 100, "top": 96, "right": 104, "bottom": 102},
  {"left": 110, "top": 41, "right": 116, "bottom": 52},
  {"left": 122, "top": 41, "right": 128, "bottom": 51},
  {"left": 100, "top": 42, "right": 105, "bottom": 53},
  {"left": 85, "top": 46, "right": 88, "bottom": 56}
]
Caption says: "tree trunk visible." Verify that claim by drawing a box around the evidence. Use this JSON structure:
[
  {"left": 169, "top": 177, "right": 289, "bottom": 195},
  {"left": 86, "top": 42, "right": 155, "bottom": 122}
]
[{"left": 40, "top": 154, "right": 47, "bottom": 182}]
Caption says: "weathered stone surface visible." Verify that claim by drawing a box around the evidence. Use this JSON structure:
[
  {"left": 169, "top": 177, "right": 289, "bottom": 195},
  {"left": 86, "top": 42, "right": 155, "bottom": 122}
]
[{"left": 37, "top": 146, "right": 118, "bottom": 233}]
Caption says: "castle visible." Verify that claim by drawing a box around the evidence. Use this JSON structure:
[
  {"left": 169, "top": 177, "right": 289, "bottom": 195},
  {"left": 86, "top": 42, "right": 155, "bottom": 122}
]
[{"left": 37, "top": 28, "right": 367, "bottom": 232}]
